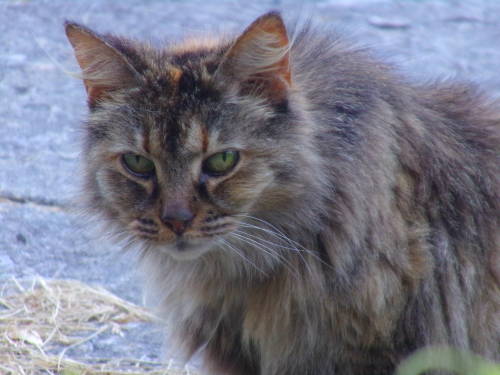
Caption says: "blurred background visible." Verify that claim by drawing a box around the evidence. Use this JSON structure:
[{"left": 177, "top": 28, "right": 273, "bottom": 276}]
[{"left": 1, "top": 0, "right": 499, "bottom": 370}]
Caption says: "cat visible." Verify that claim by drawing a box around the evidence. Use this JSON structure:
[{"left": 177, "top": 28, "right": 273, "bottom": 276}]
[{"left": 65, "top": 11, "right": 500, "bottom": 375}]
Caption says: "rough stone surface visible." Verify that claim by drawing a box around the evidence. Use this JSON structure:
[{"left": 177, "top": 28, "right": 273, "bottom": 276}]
[{"left": 1, "top": 0, "right": 499, "bottom": 369}]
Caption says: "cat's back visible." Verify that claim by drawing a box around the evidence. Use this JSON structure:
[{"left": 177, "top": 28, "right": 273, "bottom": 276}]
[
  {"left": 290, "top": 22, "right": 500, "bottom": 283},
  {"left": 292, "top": 25, "right": 500, "bottom": 359},
  {"left": 290, "top": 24, "right": 499, "bottom": 202}
]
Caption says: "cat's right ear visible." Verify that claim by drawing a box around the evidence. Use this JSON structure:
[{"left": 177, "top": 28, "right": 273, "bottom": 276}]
[
  {"left": 65, "top": 22, "right": 140, "bottom": 107},
  {"left": 215, "top": 12, "right": 291, "bottom": 104}
]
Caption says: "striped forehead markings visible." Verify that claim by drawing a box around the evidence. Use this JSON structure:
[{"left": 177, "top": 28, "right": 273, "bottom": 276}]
[
  {"left": 201, "top": 121, "right": 208, "bottom": 153},
  {"left": 142, "top": 121, "right": 151, "bottom": 154},
  {"left": 182, "top": 118, "right": 209, "bottom": 154}
]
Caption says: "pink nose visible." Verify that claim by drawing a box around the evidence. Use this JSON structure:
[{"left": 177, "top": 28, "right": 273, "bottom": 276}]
[{"left": 160, "top": 201, "right": 195, "bottom": 235}]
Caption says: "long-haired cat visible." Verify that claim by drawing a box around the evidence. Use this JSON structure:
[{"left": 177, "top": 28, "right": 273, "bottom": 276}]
[{"left": 65, "top": 11, "right": 499, "bottom": 375}]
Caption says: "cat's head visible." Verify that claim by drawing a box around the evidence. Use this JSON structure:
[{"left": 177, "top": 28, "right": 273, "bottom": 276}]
[{"left": 66, "top": 12, "right": 318, "bottom": 261}]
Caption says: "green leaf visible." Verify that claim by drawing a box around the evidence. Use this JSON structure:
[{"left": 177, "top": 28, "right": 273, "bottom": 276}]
[{"left": 396, "top": 346, "right": 500, "bottom": 375}]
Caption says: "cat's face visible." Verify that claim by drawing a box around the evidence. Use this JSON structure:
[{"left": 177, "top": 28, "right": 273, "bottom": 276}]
[
  {"left": 85, "top": 86, "right": 291, "bottom": 260},
  {"left": 68, "top": 14, "right": 310, "bottom": 260}
]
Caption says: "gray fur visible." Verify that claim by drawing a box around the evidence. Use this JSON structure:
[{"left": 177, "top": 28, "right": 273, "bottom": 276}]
[{"left": 66, "top": 12, "right": 499, "bottom": 375}]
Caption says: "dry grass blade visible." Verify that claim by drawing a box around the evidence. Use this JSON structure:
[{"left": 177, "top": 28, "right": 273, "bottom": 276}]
[{"left": 0, "top": 277, "right": 196, "bottom": 375}]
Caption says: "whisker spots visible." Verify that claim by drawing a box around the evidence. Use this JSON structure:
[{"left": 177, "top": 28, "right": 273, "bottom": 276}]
[
  {"left": 204, "top": 214, "right": 225, "bottom": 223},
  {"left": 129, "top": 218, "right": 160, "bottom": 240},
  {"left": 138, "top": 218, "right": 158, "bottom": 226},
  {"left": 199, "top": 222, "right": 233, "bottom": 233}
]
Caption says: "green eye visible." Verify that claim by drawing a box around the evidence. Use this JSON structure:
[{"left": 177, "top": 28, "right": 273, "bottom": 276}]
[
  {"left": 203, "top": 150, "right": 239, "bottom": 176},
  {"left": 122, "top": 153, "right": 155, "bottom": 176}
]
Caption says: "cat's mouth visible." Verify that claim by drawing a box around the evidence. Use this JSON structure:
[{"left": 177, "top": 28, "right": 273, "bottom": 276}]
[
  {"left": 139, "top": 231, "right": 220, "bottom": 260},
  {"left": 158, "top": 236, "right": 218, "bottom": 260},
  {"left": 175, "top": 238, "right": 194, "bottom": 251},
  {"left": 175, "top": 237, "right": 215, "bottom": 254},
  {"left": 128, "top": 215, "right": 240, "bottom": 260}
]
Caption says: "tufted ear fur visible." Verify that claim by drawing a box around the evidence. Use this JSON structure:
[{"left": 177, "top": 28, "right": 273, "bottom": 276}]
[
  {"left": 217, "top": 11, "right": 291, "bottom": 103},
  {"left": 65, "top": 22, "right": 140, "bottom": 107}
]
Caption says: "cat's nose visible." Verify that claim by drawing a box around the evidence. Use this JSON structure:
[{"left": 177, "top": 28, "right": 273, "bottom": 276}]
[{"left": 160, "top": 201, "right": 195, "bottom": 235}]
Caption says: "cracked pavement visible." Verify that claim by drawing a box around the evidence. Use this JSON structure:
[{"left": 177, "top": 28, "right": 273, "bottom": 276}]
[{"left": 1, "top": 0, "right": 499, "bottom": 367}]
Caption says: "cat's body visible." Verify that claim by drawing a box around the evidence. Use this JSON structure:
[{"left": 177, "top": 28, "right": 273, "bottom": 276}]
[{"left": 66, "top": 12, "right": 499, "bottom": 375}]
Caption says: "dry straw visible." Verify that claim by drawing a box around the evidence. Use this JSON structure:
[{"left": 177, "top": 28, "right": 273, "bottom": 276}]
[
  {"left": 0, "top": 277, "right": 195, "bottom": 375},
  {"left": 2, "top": 277, "right": 497, "bottom": 375}
]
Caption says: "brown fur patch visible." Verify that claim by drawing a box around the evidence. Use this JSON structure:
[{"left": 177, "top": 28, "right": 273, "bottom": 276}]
[{"left": 170, "top": 66, "right": 183, "bottom": 86}]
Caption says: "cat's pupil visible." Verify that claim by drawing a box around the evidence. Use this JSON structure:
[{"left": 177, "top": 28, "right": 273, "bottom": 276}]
[
  {"left": 122, "top": 153, "right": 155, "bottom": 176},
  {"left": 203, "top": 150, "right": 239, "bottom": 176}
]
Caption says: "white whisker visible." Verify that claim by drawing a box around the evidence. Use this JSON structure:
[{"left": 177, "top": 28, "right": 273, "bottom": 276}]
[
  {"left": 230, "top": 231, "right": 301, "bottom": 280},
  {"left": 218, "top": 238, "right": 268, "bottom": 277},
  {"left": 233, "top": 229, "right": 313, "bottom": 276},
  {"left": 234, "top": 214, "right": 334, "bottom": 272},
  {"left": 237, "top": 215, "right": 311, "bottom": 252}
]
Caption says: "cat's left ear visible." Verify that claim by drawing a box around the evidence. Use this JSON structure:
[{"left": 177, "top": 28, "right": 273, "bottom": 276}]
[
  {"left": 216, "top": 11, "right": 291, "bottom": 103},
  {"left": 65, "top": 22, "right": 141, "bottom": 107}
]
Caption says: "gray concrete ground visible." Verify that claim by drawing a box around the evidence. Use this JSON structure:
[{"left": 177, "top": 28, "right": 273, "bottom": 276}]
[{"left": 1, "top": 0, "right": 500, "bottom": 368}]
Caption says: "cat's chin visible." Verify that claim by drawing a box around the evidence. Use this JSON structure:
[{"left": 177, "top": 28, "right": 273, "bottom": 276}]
[{"left": 156, "top": 237, "right": 216, "bottom": 261}]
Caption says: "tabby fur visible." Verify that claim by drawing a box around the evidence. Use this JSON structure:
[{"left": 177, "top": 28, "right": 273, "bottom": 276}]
[{"left": 66, "top": 11, "right": 500, "bottom": 375}]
